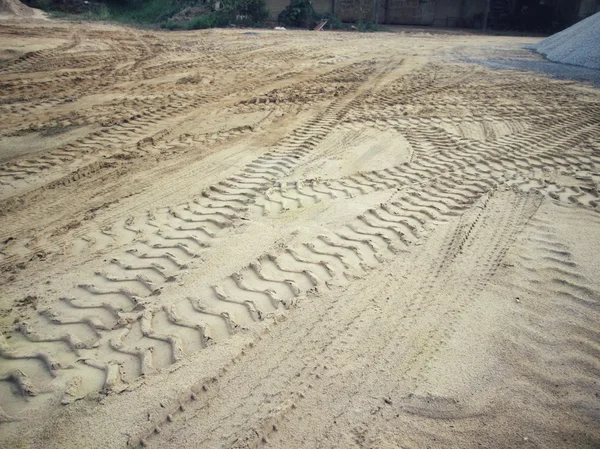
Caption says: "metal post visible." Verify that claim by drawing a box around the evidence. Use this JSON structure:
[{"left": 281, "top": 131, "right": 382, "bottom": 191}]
[{"left": 374, "top": 0, "right": 380, "bottom": 24}]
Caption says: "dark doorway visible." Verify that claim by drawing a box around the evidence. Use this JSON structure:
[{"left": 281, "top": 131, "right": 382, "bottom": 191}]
[{"left": 513, "top": 0, "right": 576, "bottom": 32}]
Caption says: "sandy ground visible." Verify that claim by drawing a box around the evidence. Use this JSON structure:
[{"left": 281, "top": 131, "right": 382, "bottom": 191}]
[{"left": 0, "top": 16, "right": 599, "bottom": 449}]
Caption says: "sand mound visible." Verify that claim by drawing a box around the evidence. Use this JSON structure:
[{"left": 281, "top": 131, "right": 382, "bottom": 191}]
[
  {"left": 0, "top": 0, "right": 35, "bottom": 16},
  {"left": 534, "top": 12, "right": 600, "bottom": 69}
]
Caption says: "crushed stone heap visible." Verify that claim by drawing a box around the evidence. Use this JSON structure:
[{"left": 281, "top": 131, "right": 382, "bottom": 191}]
[{"left": 534, "top": 12, "right": 600, "bottom": 70}]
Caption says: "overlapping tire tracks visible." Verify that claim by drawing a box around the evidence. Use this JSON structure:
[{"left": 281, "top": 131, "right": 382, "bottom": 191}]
[
  {"left": 0, "top": 57, "right": 391, "bottom": 419},
  {"left": 1, "top": 32, "right": 599, "bottom": 449}
]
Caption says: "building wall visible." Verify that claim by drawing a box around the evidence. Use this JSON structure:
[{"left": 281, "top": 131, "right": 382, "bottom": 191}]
[
  {"left": 265, "top": 0, "right": 595, "bottom": 27},
  {"left": 266, "top": 0, "right": 293, "bottom": 18},
  {"left": 335, "top": 0, "right": 367, "bottom": 22},
  {"left": 313, "top": 0, "right": 334, "bottom": 14},
  {"left": 265, "top": 0, "right": 478, "bottom": 24},
  {"left": 578, "top": 0, "right": 600, "bottom": 18},
  {"left": 385, "top": 0, "right": 436, "bottom": 25},
  {"left": 433, "top": 0, "right": 487, "bottom": 27},
  {"left": 432, "top": 0, "right": 462, "bottom": 25}
]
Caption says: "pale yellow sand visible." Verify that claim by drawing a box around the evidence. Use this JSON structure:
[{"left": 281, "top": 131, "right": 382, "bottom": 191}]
[{"left": 0, "top": 17, "right": 599, "bottom": 449}]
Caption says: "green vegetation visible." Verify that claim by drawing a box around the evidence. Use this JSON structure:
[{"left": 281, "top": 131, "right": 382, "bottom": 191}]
[
  {"left": 355, "top": 19, "right": 380, "bottom": 31},
  {"left": 277, "top": 0, "right": 376, "bottom": 31},
  {"left": 320, "top": 12, "right": 344, "bottom": 30},
  {"left": 103, "top": 0, "right": 184, "bottom": 24},
  {"left": 25, "top": 0, "right": 379, "bottom": 32},
  {"left": 161, "top": 19, "right": 185, "bottom": 30},
  {"left": 277, "top": 0, "right": 315, "bottom": 28},
  {"left": 26, "top": 0, "right": 269, "bottom": 29},
  {"left": 186, "top": 0, "right": 269, "bottom": 29}
]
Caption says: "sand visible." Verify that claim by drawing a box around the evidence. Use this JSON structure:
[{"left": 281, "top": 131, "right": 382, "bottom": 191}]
[
  {"left": 0, "top": 16, "right": 599, "bottom": 449},
  {"left": 0, "top": 0, "right": 36, "bottom": 16},
  {"left": 534, "top": 11, "right": 600, "bottom": 69}
]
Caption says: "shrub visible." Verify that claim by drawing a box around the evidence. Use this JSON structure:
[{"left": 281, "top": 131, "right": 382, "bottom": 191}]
[
  {"left": 23, "top": 0, "right": 53, "bottom": 10},
  {"left": 278, "top": 0, "right": 316, "bottom": 28},
  {"left": 356, "top": 19, "right": 380, "bottom": 32},
  {"left": 84, "top": 3, "right": 111, "bottom": 21},
  {"left": 320, "top": 12, "right": 344, "bottom": 30},
  {"left": 188, "top": 0, "right": 268, "bottom": 29},
  {"left": 188, "top": 13, "right": 217, "bottom": 29},
  {"left": 29, "top": 0, "right": 269, "bottom": 30},
  {"left": 161, "top": 19, "right": 185, "bottom": 30},
  {"left": 229, "top": 0, "right": 269, "bottom": 22},
  {"left": 101, "top": 0, "right": 186, "bottom": 24}
]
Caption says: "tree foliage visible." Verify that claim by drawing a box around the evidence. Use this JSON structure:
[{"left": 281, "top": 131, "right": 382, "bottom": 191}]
[
  {"left": 186, "top": 0, "right": 269, "bottom": 29},
  {"left": 26, "top": 0, "right": 269, "bottom": 28},
  {"left": 278, "top": 0, "right": 316, "bottom": 28}
]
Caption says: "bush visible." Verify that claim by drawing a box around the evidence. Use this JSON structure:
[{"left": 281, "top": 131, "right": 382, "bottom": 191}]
[
  {"left": 187, "top": 12, "right": 221, "bottom": 29},
  {"left": 161, "top": 19, "right": 185, "bottom": 30},
  {"left": 29, "top": 0, "right": 269, "bottom": 30},
  {"left": 23, "top": 0, "right": 54, "bottom": 10},
  {"left": 187, "top": 0, "right": 268, "bottom": 29},
  {"left": 320, "top": 12, "right": 344, "bottom": 30},
  {"left": 356, "top": 19, "right": 380, "bottom": 32},
  {"left": 108, "top": 0, "right": 182, "bottom": 23},
  {"left": 278, "top": 0, "right": 316, "bottom": 28},
  {"left": 85, "top": 3, "right": 111, "bottom": 20},
  {"left": 229, "top": 0, "right": 269, "bottom": 22}
]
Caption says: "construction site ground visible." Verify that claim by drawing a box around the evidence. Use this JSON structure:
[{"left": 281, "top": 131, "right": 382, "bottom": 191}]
[{"left": 0, "top": 17, "right": 599, "bottom": 449}]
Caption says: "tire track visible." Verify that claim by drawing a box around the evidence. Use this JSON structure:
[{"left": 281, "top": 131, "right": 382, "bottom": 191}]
[
  {"left": 130, "top": 188, "right": 541, "bottom": 449},
  {"left": 0, "top": 155, "right": 500, "bottom": 419},
  {"left": 0, "top": 58, "right": 400, "bottom": 416},
  {"left": 0, "top": 32, "right": 336, "bottom": 196},
  {"left": 0, "top": 65, "right": 371, "bottom": 268},
  {"left": 2, "top": 31, "right": 599, "bottom": 447},
  {"left": 2, "top": 65, "right": 596, "bottom": 415},
  {"left": 258, "top": 106, "right": 600, "bottom": 214}
]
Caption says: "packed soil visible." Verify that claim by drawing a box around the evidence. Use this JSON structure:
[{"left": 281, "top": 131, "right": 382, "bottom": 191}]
[{"left": 0, "top": 16, "right": 599, "bottom": 449}]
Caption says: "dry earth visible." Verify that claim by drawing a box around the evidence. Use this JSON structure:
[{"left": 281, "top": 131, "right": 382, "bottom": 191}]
[{"left": 0, "top": 15, "right": 599, "bottom": 449}]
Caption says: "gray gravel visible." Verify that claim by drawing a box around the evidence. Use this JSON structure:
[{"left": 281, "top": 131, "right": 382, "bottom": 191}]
[
  {"left": 533, "top": 12, "right": 600, "bottom": 69},
  {"left": 452, "top": 45, "right": 600, "bottom": 88},
  {"left": 478, "top": 56, "right": 600, "bottom": 88}
]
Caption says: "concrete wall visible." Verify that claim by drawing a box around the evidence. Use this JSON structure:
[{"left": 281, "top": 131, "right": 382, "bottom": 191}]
[
  {"left": 431, "top": 0, "right": 461, "bottom": 25},
  {"left": 335, "top": 0, "right": 375, "bottom": 22},
  {"left": 385, "top": 0, "right": 435, "bottom": 25},
  {"left": 265, "top": 0, "right": 488, "bottom": 25},
  {"left": 578, "top": 0, "right": 600, "bottom": 18},
  {"left": 313, "top": 0, "right": 334, "bottom": 14},
  {"left": 432, "top": 0, "right": 487, "bottom": 27},
  {"left": 266, "top": 0, "right": 599, "bottom": 25},
  {"left": 265, "top": 0, "right": 581, "bottom": 27},
  {"left": 266, "top": 0, "right": 292, "bottom": 19}
]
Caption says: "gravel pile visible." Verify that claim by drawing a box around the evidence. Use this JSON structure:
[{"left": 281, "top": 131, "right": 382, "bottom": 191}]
[{"left": 534, "top": 12, "right": 600, "bottom": 70}]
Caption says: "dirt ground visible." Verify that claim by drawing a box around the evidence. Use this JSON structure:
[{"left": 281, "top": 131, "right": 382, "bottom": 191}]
[{"left": 0, "top": 15, "right": 599, "bottom": 449}]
